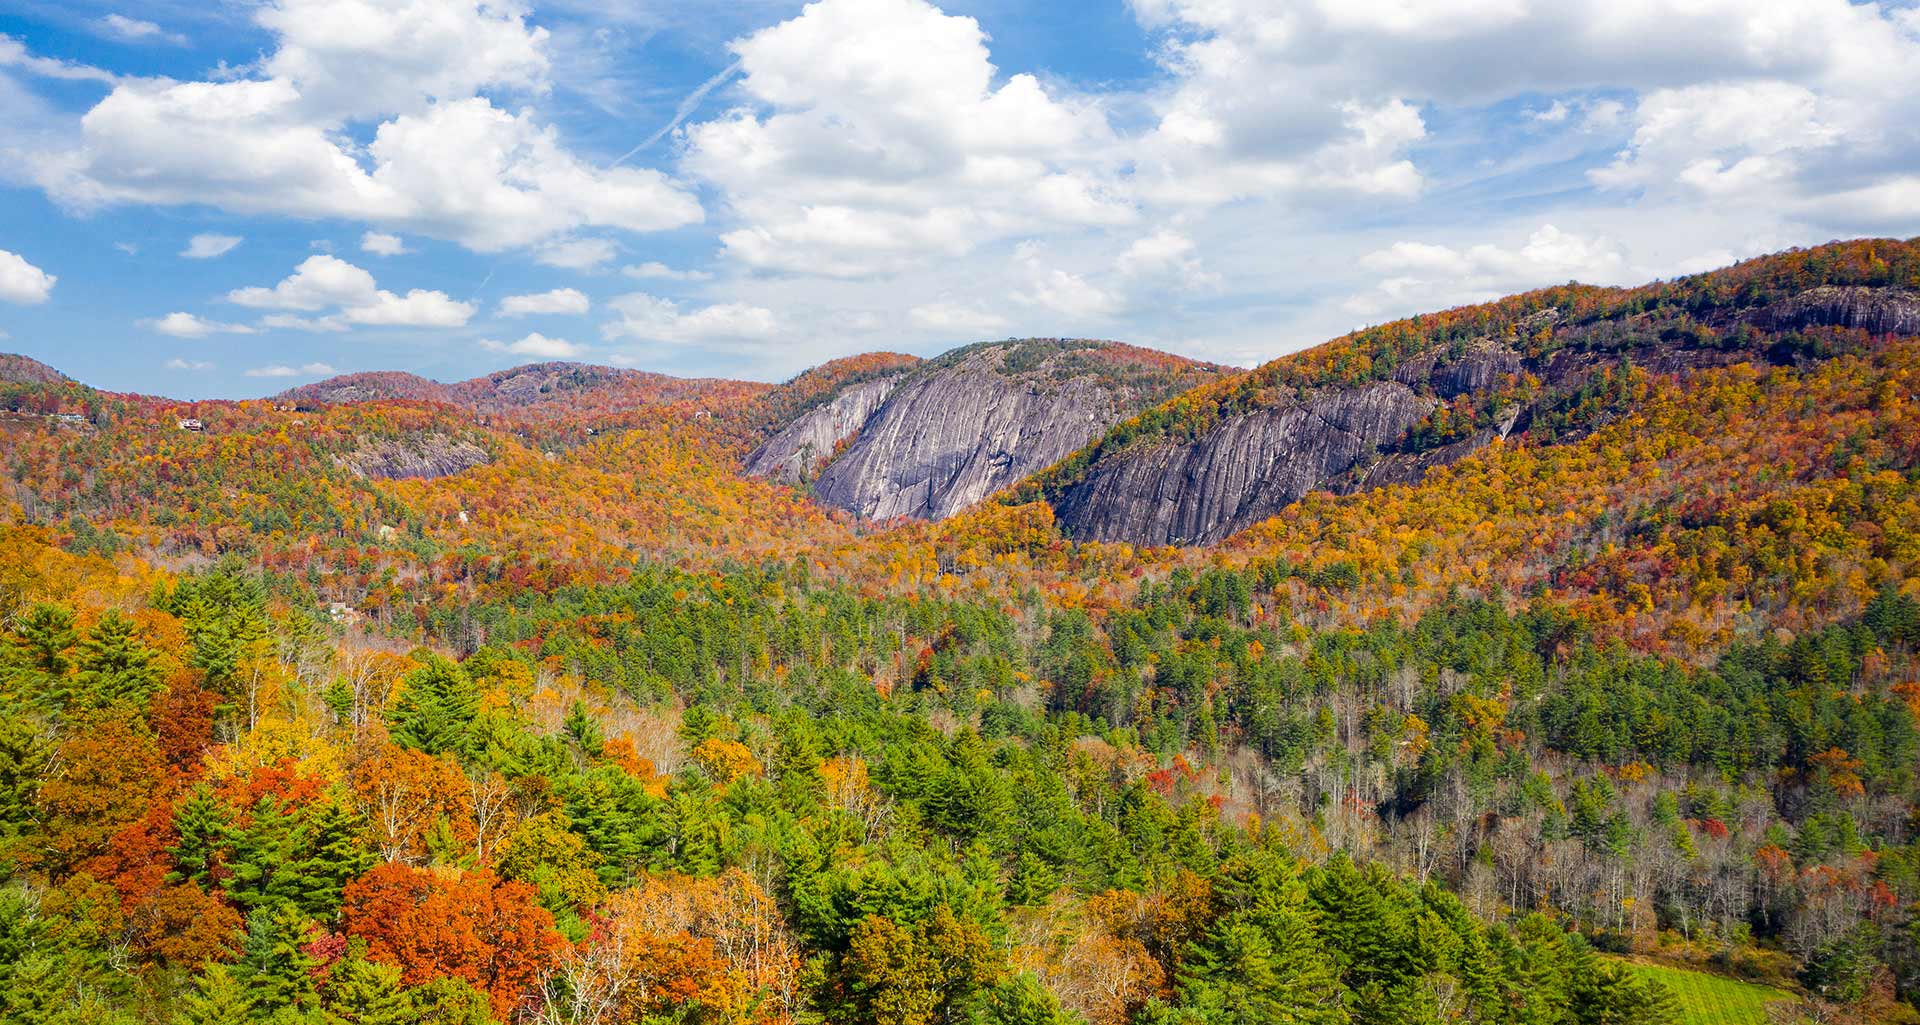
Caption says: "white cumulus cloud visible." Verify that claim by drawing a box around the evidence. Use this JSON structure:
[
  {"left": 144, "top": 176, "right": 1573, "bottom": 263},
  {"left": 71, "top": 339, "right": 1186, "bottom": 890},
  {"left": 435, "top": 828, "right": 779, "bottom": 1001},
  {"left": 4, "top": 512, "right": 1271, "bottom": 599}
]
[
  {"left": 245, "top": 362, "right": 336, "bottom": 378},
  {"left": 31, "top": 0, "right": 702, "bottom": 252},
  {"left": 536, "top": 238, "right": 618, "bottom": 269},
  {"left": 604, "top": 292, "right": 779, "bottom": 344},
  {"left": 909, "top": 301, "right": 1008, "bottom": 334},
  {"left": 181, "top": 233, "right": 242, "bottom": 259},
  {"left": 681, "top": 0, "right": 1129, "bottom": 277},
  {"left": 0, "top": 248, "right": 55, "bottom": 304},
  {"left": 498, "top": 288, "right": 590, "bottom": 317},
  {"left": 149, "top": 312, "right": 258, "bottom": 337},
  {"left": 480, "top": 332, "right": 583, "bottom": 358},
  {"left": 93, "top": 15, "right": 186, "bottom": 46},
  {"left": 360, "top": 231, "right": 409, "bottom": 256},
  {"left": 229, "top": 254, "right": 474, "bottom": 328}
]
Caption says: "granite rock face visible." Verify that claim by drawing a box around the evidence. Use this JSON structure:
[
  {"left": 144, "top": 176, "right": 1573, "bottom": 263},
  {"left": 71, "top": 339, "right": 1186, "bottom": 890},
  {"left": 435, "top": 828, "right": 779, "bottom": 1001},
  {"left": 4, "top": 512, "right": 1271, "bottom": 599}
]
[
  {"left": 1049, "top": 381, "right": 1437, "bottom": 545},
  {"left": 814, "top": 348, "right": 1152, "bottom": 521},
  {"left": 748, "top": 341, "right": 1224, "bottom": 522},
  {"left": 742, "top": 375, "right": 905, "bottom": 484},
  {"left": 1751, "top": 286, "right": 1920, "bottom": 336},
  {"left": 337, "top": 433, "right": 490, "bottom": 481}
]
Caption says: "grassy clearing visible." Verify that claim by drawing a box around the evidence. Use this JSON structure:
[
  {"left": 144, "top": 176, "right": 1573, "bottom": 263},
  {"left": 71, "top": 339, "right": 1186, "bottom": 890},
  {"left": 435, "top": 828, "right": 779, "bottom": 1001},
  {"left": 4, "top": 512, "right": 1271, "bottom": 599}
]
[{"left": 1605, "top": 956, "right": 1797, "bottom": 1025}]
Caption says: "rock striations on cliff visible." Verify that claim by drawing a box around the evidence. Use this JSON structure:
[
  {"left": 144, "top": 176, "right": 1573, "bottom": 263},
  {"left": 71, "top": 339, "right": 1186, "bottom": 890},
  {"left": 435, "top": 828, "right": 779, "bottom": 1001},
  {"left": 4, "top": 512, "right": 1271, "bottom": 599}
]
[{"left": 744, "top": 340, "right": 1229, "bottom": 522}]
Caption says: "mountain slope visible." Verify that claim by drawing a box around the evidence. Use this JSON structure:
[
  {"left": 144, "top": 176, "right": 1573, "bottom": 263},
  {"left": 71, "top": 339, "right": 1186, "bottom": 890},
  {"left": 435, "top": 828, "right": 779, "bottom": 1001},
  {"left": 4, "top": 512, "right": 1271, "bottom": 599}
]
[
  {"left": 0, "top": 353, "right": 69, "bottom": 386},
  {"left": 1017, "top": 239, "right": 1920, "bottom": 545},
  {"left": 747, "top": 339, "right": 1230, "bottom": 521}
]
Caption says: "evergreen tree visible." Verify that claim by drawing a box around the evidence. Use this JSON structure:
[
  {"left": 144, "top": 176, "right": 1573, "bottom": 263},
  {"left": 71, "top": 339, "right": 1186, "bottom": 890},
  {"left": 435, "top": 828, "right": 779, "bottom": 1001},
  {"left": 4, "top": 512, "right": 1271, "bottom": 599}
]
[
  {"left": 386, "top": 656, "right": 479, "bottom": 756},
  {"left": 235, "top": 902, "right": 319, "bottom": 1015},
  {"left": 322, "top": 945, "right": 412, "bottom": 1025},
  {"left": 167, "top": 785, "right": 232, "bottom": 889},
  {"left": 224, "top": 796, "right": 308, "bottom": 914},
  {"left": 296, "top": 795, "right": 375, "bottom": 919},
  {"left": 74, "top": 610, "right": 162, "bottom": 710},
  {"left": 11, "top": 603, "right": 77, "bottom": 678},
  {"left": 973, "top": 973, "right": 1080, "bottom": 1025},
  {"left": 0, "top": 715, "right": 51, "bottom": 869},
  {"left": 561, "top": 700, "right": 602, "bottom": 754},
  {"left": 174, "top": 963, "right": 255, "bottom": 1025},
  {"left": 1570, "top": 962, "right": 1679, "bottom": 1025}
]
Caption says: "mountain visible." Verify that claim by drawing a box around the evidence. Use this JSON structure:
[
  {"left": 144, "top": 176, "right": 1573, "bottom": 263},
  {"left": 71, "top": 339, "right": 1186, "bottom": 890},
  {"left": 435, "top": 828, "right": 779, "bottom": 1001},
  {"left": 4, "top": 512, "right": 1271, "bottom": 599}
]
[
  {"left": 745, "top": 339, "right": 1230, "bottom": 521},
  {"left": 0, "top": 353, "right": 68, "bottom": 386},
  {"left": 1016, "top": 239, "right": 1920, "bottom": 545},
  {"left": 281, "top": 360, "right": 764, "bottom": 422}
]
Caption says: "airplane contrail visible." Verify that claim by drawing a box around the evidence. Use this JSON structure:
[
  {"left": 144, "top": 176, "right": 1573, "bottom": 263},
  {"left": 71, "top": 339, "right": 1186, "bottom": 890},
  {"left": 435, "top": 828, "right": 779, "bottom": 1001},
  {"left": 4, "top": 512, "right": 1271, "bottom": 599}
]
[{"left": 607, "top": 58, "right": 744, "bottom": 170}]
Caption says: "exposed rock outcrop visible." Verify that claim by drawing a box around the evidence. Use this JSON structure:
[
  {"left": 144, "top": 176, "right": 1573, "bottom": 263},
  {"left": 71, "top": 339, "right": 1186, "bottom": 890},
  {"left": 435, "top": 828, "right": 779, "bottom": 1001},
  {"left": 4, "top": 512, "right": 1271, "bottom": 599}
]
[
  {"left": 336, "top": 433, "right": 491, "bottom": 481},
  {"left": 743, "top": 375, "right": 904, "bottom": 484},
  {"left": 753, "top": 340, "right": 1227, "bottom": 522},
  {"left": 1049, "top": 382, "right": 1435, "bottom": 545},
  {"left": 1750, "top": 285, "right": 1920, "bottom": 336}
]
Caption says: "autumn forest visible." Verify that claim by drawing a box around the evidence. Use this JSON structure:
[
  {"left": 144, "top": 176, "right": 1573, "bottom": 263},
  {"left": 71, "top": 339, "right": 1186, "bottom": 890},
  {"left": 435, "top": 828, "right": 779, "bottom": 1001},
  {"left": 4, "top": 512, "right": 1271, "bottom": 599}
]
[{"left": 3, "top": 238, "right": 1920, "bottom": 1025}]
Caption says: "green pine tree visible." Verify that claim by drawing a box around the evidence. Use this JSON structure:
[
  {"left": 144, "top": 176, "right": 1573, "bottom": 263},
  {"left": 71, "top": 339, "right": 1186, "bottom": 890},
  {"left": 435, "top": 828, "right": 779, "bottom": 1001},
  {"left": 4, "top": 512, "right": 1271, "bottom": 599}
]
[
  {"left": 167, "top": 785, "right": 233, "bottom": 889},
  {"left": 322, "top": 945, "right": 412, "bottom": 1025},
  {"left": 973, "top": 973, "right": 1080, "bottom": 1025},
  {"left": 74, "top": 610, "right": 162, "bottom": 710},
  {"left": 293, "top": 794, "right": 375, "bottom": 919},
  {"left": 235, "top": 902, "right": 319, "bottom": 1015},
  {"left": 174, "top": 963, "right": 256, "bottom": 1025},
  {"left": 386, "top": 656, "right": 479, "bottom": 756},
  {"left": 11, "top": 604, "right": 77, "bottom": 678}
]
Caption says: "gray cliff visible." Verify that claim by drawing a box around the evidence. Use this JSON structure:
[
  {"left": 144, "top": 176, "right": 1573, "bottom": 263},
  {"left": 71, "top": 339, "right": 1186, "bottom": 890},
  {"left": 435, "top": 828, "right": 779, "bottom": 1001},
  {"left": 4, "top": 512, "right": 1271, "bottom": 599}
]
[
  {"left": 746, "top": 341, "right": 1225, "bottom": 522},
  {"left": 742, "top": 375, "right": 904, "bottom": 484},
  {"left": 1048, "top": 381, "right": 1436, "bottom": 546}
]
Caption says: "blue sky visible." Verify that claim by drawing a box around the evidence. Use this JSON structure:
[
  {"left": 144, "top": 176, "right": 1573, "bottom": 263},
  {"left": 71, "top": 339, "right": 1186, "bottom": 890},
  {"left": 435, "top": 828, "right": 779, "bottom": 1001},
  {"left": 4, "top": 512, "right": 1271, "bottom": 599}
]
[{"left": 1, "top": 0, "right": 1917, "bottom": 397}]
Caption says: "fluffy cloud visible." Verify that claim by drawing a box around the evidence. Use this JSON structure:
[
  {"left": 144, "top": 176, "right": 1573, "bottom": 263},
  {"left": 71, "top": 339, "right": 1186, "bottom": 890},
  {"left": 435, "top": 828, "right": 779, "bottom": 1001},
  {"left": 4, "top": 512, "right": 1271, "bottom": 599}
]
[
  {"left": 93, "top": 15, "right": 186, "bottom": 46},
  {"left": 246, "top": 362, "right": 336, "bottom": 378},
  {"left": 536, "top": 238, "right": 618, "bottom": 269},
  {"left": 340, "top": 288, "right": 474, "bottom": 326},
  {"left": 181, "top": 233, "right": 242, "bottom": 259},
  {"left": 1013, "top": 243, "right": 1118, "bottom": 320},
  {"left": 498, "top": 288, "right": 590, "bottom": 317},
  {"left": 0, "top": 35, "right": 117, "bottom": 83},
  {"left": 480, "top": 331, "right": 583, "bottom": 358},
  {"left": 604, "top": 292, "right": 779, "bottom": 344},
  {"left": 681, "top": 0, "right": 1128, "bottom": 276},
  {"left": 149, "top": 312, "right": 258, "bottom": 337},
  {"left": 360, "top": 231, "right": 409, "bottom": 256},
  {"left": 255, "top": 0, "right": 547, "bottom": 121},
  {"left": 1344, "top": 224, "right": 1628, "bottom": 319},
  {"left": 230, "top": 255, "right": 381, "bottom": 311},
  {"left": 1133, "top": 0, "right": 1920, "bottom": 222},
  {"left": 908, "top": 301, "right": 1007, "bottom": 334},
  {"left": 165, "top": 357, "right": 215, "bottom": 370},
  {"left": 623, "top": 262, "right": 712, "bottom": 282},
  {"left": 1117, "top": 229, "right": 1221, "bottom": 290},
  {"left": 32, "top": 0, "right": 701, "bottom": 252},
  {"left": 0, "top": 248, "right": 55, "bottom": 304},
  {"left": 229, "top": 255, "right": 474, "bottom": 328}
]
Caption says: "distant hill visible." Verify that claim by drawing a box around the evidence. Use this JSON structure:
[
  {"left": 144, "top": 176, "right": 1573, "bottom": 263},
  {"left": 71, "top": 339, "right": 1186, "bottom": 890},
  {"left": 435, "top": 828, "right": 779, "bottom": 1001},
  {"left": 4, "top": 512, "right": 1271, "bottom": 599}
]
[
  {"left": 0, "top": 353, "right": 69, "bottom": 386},
  {"left": 280, "top": 361, "right": 765, "bottom": 422}
]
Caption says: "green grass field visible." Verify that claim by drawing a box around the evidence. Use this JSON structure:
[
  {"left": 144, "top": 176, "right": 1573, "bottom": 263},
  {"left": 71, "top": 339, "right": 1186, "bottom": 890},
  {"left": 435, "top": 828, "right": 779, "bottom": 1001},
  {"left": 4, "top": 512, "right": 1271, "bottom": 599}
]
[{"left": 1605, "top": 957, "right": 1797, "bottom": 1025}]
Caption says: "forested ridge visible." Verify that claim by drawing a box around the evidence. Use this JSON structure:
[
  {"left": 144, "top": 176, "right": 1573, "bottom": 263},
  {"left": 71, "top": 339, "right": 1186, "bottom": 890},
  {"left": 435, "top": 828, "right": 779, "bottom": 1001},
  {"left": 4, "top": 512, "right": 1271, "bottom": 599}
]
[{"left": 0, "top": 239, "right": 1917, "bottom": 1025}]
